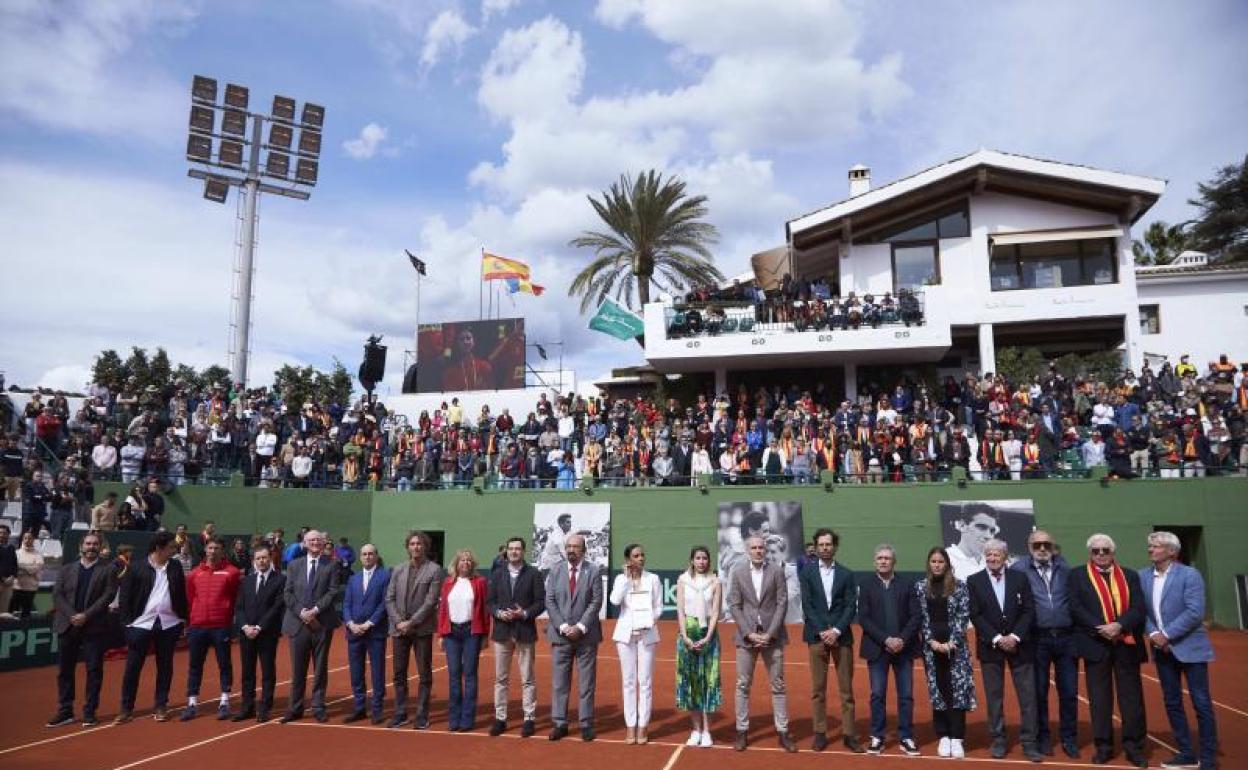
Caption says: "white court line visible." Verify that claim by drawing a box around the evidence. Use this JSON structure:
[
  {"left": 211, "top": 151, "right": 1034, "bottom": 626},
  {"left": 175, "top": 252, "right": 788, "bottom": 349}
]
[
  {"left": 1139, "top": 670, "right": 1248, "bottom": 718},
  {"left": 660, "top": 743, "right": 685, "bottom": 770}
]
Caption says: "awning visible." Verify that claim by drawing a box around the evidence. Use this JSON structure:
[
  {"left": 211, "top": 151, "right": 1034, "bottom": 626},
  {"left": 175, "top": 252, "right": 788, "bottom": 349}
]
[{"left": 989, "top": 225, "right": 1123, "bottom": 246}]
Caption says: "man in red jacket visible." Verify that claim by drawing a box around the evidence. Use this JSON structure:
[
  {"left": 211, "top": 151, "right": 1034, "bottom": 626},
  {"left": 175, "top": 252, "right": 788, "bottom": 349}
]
[{"left": 181, "top": 537, "right": 242, "bottom": 721}]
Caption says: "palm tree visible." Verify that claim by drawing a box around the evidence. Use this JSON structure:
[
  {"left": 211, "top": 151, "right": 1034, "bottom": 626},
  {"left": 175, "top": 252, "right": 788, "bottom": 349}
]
[
  {"left": 1132, "top": 220, "right": 1190, "bottom": 265},
  {"left": 568, "top": 170, "right": 723, "bottom": 315}
]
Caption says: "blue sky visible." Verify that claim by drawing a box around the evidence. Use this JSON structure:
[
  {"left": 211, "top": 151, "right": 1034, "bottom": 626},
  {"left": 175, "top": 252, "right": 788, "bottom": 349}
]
[{"left": 2, "top": 0, "right": 1245, "bottom": 396}]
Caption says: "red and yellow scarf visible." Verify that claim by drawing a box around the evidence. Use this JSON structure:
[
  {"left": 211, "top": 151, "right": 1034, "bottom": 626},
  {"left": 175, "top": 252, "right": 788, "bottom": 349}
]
[{"left": 1087, "top": 562, "right": 1134, "bottom": 645}]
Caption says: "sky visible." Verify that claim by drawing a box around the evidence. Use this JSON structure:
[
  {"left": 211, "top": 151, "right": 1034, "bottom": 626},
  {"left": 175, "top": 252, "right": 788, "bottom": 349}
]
[{"left": 2, "top": 0, "right": 1245, "bottom": 397}]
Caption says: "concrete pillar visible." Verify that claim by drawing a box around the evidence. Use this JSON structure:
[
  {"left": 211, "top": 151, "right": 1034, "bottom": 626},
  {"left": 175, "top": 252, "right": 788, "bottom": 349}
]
[
  {"left": 844, "top": 362, "right": 858, "bottom": 402},
  {"left": 978, "top": 323, "right": 996, "bottom": 375},
  {"left": 713, "top": 367, "right": 727, "bottom": 396}
]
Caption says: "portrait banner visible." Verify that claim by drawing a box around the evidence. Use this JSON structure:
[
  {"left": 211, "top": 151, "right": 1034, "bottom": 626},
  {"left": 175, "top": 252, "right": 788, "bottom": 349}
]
[
  {"left": 938, "top": 499, "right": 1035, "bottom": 581},
  {"left": 715, "top": 501, "right": 805, "bottom": 624}
]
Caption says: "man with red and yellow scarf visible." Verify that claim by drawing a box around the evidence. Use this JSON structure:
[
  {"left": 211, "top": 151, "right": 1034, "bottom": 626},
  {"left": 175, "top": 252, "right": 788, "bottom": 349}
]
[{"left": 1068, "top": 534, "right": 1148, "bottom": 768}]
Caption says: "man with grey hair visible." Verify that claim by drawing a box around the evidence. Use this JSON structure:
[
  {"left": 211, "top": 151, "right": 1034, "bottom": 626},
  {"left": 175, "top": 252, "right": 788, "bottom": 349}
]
[
  {"left": 1141, "top": 532, "right": 1218, "bottom": 770},
  {"left": 969, "top": 539, "right": 1042, "bottom": 762},
  {"left": 856, "top": 543, "right": 921, "bottom": 756},
  {"left": 1069, "top": 533, "right": 1147, "bottom": 768},
  {"left": 281, "top": 529, "right": 342, "bottom": 723}
]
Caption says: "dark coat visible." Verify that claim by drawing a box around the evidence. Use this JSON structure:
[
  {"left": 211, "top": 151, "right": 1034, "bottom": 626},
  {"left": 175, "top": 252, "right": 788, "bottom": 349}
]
[
  {"left": 282, "top": 554, "right": 343, "bottom": 635},
  {"left": 117, "top": 557, "right": 189, "bottom": 627},
  {"left": 51, "top": 558, "right": 117, "bottom": 635},
  {"left": 485, "top": 562, "right": 545, "bottom": 643},
  {"left": 235, "top": 569, "right": 286, "bottom": 637},
  {"left": 799, "top": 561, "right": 857, "bottom": 645},
  {"left": 968, "top": 568, "right": 1036, "bottom": 662},
  {"left": 1068, "top": 563, "right": 1148, "bottom": 663},
  {"left": 856, "top": 573, "right": 922, "bottom": 660}
]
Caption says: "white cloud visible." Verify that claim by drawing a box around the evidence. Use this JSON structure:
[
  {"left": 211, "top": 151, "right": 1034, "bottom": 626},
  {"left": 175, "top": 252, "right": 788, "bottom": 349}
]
[
  {"left": 481, "top": 0, "right": 520, "bottom": 21},
  {"left": 421, "top": 9, "right": 477, "bottom": 71},
  {"left": 343, "top": 122, "right": 390, "bottom": 159},
  {"left": 477, "top": 17, "right": 584, "bottom": 123}
]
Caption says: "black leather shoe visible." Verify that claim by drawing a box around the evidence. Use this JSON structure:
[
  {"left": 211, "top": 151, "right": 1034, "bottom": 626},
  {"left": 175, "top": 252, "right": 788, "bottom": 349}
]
[
  {"left": 1092, "top": 749, "right": 1114, "bottom": 765},
  {"left": 549, "top": 724, "right": 568, "bottom": 741},
  {"left": 580, "top": 725, "right": 595, "bottom": 742},
  {"left": 521, "top": 720, "right": 535, "bottom": 738},
  {"left": 388, "top": 714, "right": 409, "bottom": 729},
  {"left": 1063, "top": 742, "right": 1080, "bottom": 759},
  {"left": 844, "top": 736, "right": 865, "bottom": 754},
  {"left": 257, "top": 711, "right": 270, "bottom": 723},
  {"left": 779, "top": 732, "right": 798, "bottom": 753},
  {"left": 343, "top": 710, "right": 367, "bottom": 723},
  {"left": 1025, "top": 748, "right": 1046, "bottom": 763},
  {"left": 314, "top": 710, "right": 328, "bottom": 723},
  {"left": 1125, "top": 752, "right": 1148, "bottom": 768},
  {"left": 993, "top": 743, "right": 1009, "bottom": 759},
  {"left": 489, "top": 719, "right": 506, "bottom": 736},
  {"left": 811, "top": 733, "right": 828, "bottom": 752},
  {"left": 371, "top": 713, "right": 385, "bottom": 725},
  {"left": 232, "top": 710, "right": 255, "bottom": 723},
  {"left": 279, "top": 712, "right": 302, "bottom": 724},
  {"left": 413, "top": 717, "right": 429, "bottom": 730}
]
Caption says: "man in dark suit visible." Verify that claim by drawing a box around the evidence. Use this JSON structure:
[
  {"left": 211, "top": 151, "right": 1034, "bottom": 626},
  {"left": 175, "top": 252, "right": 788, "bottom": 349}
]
[
  {"left": 486, "top": 535, "right": 545, "bottom": 737},
  {"left": 1069, "top": 533, "right": 1148, "bottom": 768},
  {"left": 47, "top": 532, "right": 116, "bottom": 728},
  {"left": 342, "top": 543, "right": 389, "bottom": 724},
  {"left": 114, "top": 530, "right": 188, "bottom": 724},
  {"left": 799, "top": 528, "right": 862, "bottom": 753},
  {"left": 545, "top": 533, "right": 603, "bottom": 742},
  {"left": 234, "top": 542, "right": 285, "bottom": 722},
  {"left": 968, "top": 539, "right": 1042, "bottom": 762},
  {"left": 385, "top": 530, "right": 442, "bottom": 729},
  {"left": 856, "top": 543, "right": 922, "bottom": 756},
  {"left": 281, "top": 529, "right": 342, "bottom": 723}
]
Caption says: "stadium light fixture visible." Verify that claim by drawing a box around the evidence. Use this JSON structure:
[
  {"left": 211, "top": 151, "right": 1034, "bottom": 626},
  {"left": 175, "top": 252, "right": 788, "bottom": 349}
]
[
  {"left": 186, "top": 134, "right": 212, "bottom": 162},
  {"left": 192, "top": 75, "right": 218, "bottom": 104},
  {"left": 298, "top": 129, "right": 321, "bottom": 156},
  {"left": 265, "top": 151, "right": 290, "bottom": 178},
  {"left": 301, "top": 103, "right": 324, "bottom": 128},
  {"left": 221, "top": 108, "right": 247, "bottom": 136},
  {"left": 271, "top": 95, "right": 296, "bottom": 122},
  {"left": 268, "top": 123, "right": 293, "bottom": 149},
  {"left": 219, "top": 139, "right": 244, "bottom": 168},
  {"left": 223, "top": 83, "right": 249, "bottom": 110},
  {"left": 189, "top": 105, "right": 215, "bottom": 133},
  {"left": 295, "top": 158, "right": 318, "bottom": 185},
  {"left": 203, "top": 177, "right": 230, "bottom": 203}
]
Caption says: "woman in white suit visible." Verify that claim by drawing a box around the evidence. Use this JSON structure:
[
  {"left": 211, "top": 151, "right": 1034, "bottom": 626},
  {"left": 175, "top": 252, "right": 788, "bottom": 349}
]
[{"left": 610, "top": 543, "right": 664, "bottom": 744}]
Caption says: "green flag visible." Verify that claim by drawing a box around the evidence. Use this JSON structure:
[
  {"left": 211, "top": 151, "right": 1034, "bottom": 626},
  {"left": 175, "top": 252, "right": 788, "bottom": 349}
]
[{"left": 588, "top": 297, "right": 645, "bottom": 340}]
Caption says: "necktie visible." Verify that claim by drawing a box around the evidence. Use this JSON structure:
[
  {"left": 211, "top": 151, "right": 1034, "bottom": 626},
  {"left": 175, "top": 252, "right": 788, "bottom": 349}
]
[
  {"left": 258, "top": 572, "right": 266, "bottom": 592},
  {"left": 306, "top": 558, "right": 318, "bottom": 605},
  {"left": 569, "top": 565, "right": 578, "bottom": 595},
  {"left": 992, "top": 571, "right": 1002, "bottom": 581}
]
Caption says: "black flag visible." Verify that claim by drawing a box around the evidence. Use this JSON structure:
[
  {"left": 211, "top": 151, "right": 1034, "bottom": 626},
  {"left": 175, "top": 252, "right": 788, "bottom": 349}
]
[
  {"left": 535, "top": 344, "right": 548, "bottom": 360},
  {"left": 405, "top": 249, "right": 426, "bottom": 276}
]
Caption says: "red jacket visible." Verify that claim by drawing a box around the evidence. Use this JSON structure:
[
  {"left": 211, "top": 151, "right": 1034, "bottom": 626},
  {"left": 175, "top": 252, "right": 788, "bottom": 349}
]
[
  {"left": 186, "top": 559, "right": 241, "bottom": 629},
  {"left": 436, "top": 575, "right": 490, "bottom": 637}
]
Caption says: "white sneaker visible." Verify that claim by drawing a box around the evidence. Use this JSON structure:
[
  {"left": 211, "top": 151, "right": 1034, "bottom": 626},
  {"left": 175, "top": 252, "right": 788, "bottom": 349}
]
[
  {"left": 938, "top": 737, "right": 952, "bottom": 757},
  {"left": 699, "top": 731, "right": 713, "bottom": 748},
  {"left": 686, "top": 730, "right": 703, "bottom": 746},
  {"left": 951, "top": 739, "right": 965, "bottom": 759}
]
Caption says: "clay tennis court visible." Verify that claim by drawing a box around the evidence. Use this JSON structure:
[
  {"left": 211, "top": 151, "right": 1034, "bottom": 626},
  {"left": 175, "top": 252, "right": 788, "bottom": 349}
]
[{"left": 2, "top": 622, "right": 1243, "bottom": 770}]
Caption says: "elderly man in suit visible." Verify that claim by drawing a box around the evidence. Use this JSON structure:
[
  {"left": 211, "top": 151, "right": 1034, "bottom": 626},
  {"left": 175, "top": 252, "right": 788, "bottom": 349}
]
[
  {"left": 281, "top": 529, "right": 342, "bottom": 723},
  {"left": 799, "top": 528, "right": 862, "bottom": 753},
  {"left": 46, "top": 532, "right": 116, "bottom": 728},
  {"left": 969, "top": 539, "right": 1043, "bottom": 762},
  {"left": 1141, "top": 531, "right": 1219, "bottom": 770},
  {"left": 1069, "top": 533, "right": 1148, "bottom": 768},
  {"left": 486, "top": 535, "right": 545, "bottom": 738},
  {"left": 343, "top": 543, "right": 390, "bottom": 724},
  {"left": 729, "top": 535, "right": 796, "bottom": 752},
  {"left": 234, "top": 542, "right": 285, "bottom": 722},
  {"left": 385, "top": 530, "right": 442, "bottom": 729},
  {"left": 545, "top": 532, "right": 603, "bottom": 742}
]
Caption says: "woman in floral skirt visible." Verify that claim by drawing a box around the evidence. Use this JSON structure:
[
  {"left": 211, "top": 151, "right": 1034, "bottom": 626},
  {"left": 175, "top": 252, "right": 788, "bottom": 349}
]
[{"left": 675, "top": 545, "right": 722, "bottom": 748}]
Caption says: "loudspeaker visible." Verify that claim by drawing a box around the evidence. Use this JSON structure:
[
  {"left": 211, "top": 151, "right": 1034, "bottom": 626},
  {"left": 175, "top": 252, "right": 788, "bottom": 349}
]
[
  {"left": 401, "top": 364, "right": 419, "bottom": 394},
  {"left": 359, "top": 338, "right": 387, "bottom": 390}
]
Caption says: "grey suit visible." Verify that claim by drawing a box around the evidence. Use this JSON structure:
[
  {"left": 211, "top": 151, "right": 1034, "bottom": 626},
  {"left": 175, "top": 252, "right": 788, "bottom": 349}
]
[
  {"left": 727, "top": 560, "right": 790, "bottom": 733},
  {"left": 545, "top": 561, "right": 603, "bottom": 728},
  {"left": 282, "top": 554, "right": 342, "bottom": 716},
  {"left": 385, "top": 559, "right": 442, "bottom": 723}
]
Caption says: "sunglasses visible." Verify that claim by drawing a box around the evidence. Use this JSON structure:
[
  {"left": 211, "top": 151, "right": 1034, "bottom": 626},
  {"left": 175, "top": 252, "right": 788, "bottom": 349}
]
[
  {"left": 1030, "top": 541, "right": 1053, "bottom": 550},
  {"left": 1089, "top": 547, "right": 1114, "bottom": 556}
]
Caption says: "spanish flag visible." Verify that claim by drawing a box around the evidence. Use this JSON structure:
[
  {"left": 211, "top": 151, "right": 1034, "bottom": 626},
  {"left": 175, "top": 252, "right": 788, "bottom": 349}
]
[
  {"left": 505, "top": 277, "right": 545, "bottom": 296},
  {"left": 482, "top": 252, "right": 530, "bottom": 280}
]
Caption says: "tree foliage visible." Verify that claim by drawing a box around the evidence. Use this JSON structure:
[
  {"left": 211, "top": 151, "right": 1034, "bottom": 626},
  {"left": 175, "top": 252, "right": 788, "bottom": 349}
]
[
  {"left": 91, "top": 347, "right": 231, "bottom": 394},
  {"left": 272, "top": 359, "right": 353, "bottom": 409},
  {"left": 1132, "top": 220, "right": 1190, "bottom": 265},
  {"left": 1186, "top": 154, "right": 1247, "bottom": 263},
  {"left": 996, "top": 346, "right": 1127, "bottom": 385}
]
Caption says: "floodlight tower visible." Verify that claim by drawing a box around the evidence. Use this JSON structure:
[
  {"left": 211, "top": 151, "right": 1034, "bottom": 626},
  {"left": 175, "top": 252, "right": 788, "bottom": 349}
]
[{"left": 185, "top": 75, "right": 326, "bottom": 388}]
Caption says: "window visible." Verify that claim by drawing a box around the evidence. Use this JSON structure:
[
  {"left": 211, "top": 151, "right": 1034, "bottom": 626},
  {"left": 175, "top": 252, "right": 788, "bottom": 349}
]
[
  {"left": 1139, "top": 305, "right": 1160, "bottom": 335},
  {"left": 892, "top": 243, "right": 940, "bottom": 292},
  {"left": 989, "top": 237, "right": 1118, "bottom": 291},
  {"left": 862, "top": 203, "right": 970, "bottom": 243}
]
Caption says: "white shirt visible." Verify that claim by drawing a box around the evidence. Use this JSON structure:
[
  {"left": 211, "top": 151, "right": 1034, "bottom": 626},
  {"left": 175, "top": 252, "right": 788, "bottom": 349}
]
[
  {"left": 750, "top": 562, "right": 765, "bottom": 600},
  {"left": 447, "top": 577, "right": 475, "bottom": 623},
  {"left": 990, "top": 569, "right": 1007, "bottom": 611},
  {"left": 130, "top": 558, "right": 182, "bottom": 630},
  {"left": 255, "top": 431, "right": 277, "bottom": 457},
  {"left": 819, "top": 560, "right": 837, "bottom": 607},
  {"left": 1152, "top": 566, "right": 1169, "bottom": 635},
  {"left": 361, "top": 566, "right": 375, "bottom": 594}
]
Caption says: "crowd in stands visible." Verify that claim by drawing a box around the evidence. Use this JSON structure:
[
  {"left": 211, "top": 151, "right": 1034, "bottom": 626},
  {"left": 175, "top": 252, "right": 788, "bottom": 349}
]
[
  {"left": 3, "top": 350, "right": 1244, "bottom": 526},
  {"left": 676, "top": 274, "right": 924, "bottom": 331}
]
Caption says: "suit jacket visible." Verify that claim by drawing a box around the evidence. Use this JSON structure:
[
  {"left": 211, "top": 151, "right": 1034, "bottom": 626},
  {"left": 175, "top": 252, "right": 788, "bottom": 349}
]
[
  {"left": 343, "top": 566, "right": 390, "bottom": 639},
  {"left": 236, "top": 568, "right": 286, "bottom": 637},
  {"left": 544, "top": 561, "right": 603, "bottom": 645},
  {"left": 968, "top": 568, "right": 1036, "bottom": 662},
  {"left": 51, "top": 558, "right": 117, "bottom": 635},
  {"left": 485, "top": 562, "right": 545, "bottom": 643},
  {"left": 727, "top": 560, "right": 788, "bottom": 648},
  {"left": 282, "top": 554, "right": 343, "bottom": 636},
  {"left": 1068, "top": 562, "right": 1148, "bottom": 663},
  {"left": 1140, "top": 562, "right": 1214, "bottom": 663},
  {"left": 117, "top": 557, "right": 189, "bottom": 627},
  {"left": 856, "top": 573, "right": 922, "bottom": 660},
  {"left": 799, "top": 561, "right": 857, "bottom": 645},
  {"left": 385, "top": 559, "right": 442, "bottom": 637}
]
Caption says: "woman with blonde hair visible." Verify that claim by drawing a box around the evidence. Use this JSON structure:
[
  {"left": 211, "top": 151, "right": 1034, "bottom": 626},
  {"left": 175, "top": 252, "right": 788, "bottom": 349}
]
[
  {"left": 675, "top": 545, "right": 721, "bottom": 747},
  {"left": 437, "top": 548, "right": 490, "bottom": 731}
]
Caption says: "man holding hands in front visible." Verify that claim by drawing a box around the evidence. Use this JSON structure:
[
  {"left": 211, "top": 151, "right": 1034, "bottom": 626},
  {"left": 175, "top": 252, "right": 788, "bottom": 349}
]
[
  {"left": 545, "top": 533, "right": 603, "bottom": 742},
  {"left": 800, "top": 528, "right": 863, "bottom": 753},
  {"left": 281, "top": 529, "right": 342, "bottom": 723}
]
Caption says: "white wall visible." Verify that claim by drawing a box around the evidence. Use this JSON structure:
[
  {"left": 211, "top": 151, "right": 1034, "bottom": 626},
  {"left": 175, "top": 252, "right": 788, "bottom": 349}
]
[{"left": 1137, "top": 274, "right": 1248, "bottom": 369}]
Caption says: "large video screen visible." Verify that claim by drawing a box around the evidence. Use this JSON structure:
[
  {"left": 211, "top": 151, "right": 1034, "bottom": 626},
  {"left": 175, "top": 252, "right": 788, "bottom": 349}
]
[{"left": 416, "top": 317, "right": 526, "bottom": 393}]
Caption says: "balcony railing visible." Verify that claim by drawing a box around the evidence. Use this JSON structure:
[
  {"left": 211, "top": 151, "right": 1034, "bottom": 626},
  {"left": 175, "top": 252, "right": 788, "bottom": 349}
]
[{"left": 662, "top": 292, "right": 927, "bottom": 340}]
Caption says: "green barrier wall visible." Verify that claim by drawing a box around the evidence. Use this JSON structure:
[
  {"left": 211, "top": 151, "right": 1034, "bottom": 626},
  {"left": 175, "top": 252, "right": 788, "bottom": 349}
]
[{"left": 100, "top": 476, "right": 1248, "bottom": 627}]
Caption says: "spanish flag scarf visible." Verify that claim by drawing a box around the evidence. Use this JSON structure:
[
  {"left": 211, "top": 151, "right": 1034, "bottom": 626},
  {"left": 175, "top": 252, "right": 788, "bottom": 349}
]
[{"left": 1087, "top": 562, "right": 1134, "bottom": 645}]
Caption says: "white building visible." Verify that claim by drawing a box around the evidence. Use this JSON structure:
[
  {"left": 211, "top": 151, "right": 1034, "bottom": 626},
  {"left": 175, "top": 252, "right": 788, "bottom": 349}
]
[
  {"left": 1136, "top": 252, "right": 1248, "bottom": 372},
  {"left": 643, "top": 149, "right": 1168, "bottom": 398}
]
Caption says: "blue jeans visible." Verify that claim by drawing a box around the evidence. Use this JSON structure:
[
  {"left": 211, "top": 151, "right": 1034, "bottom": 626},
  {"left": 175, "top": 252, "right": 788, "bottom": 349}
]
[
  {"left": 347, "top": 632, "right": 387, "bottom": 714},
  {"left": 1033, "top": 631, "right": 1079, "bottom": 747},
  {"left": 442, "top": 624, "right": 483, "bottom": 729},
  {"left": 186, "top": 627, "right": 233, "bottom": 697},
  {"left": 1154, "top": 650, "right": 1218, "bottom": 767},
  {"left": 867, "top": 653, "right": 914, "bottom": 740}
]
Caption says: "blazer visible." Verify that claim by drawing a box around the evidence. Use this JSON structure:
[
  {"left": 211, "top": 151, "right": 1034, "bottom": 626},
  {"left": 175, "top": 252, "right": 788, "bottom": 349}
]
[
  {"left": 856, "top": 573, "right": 922, "bottom": 660},
  {"left": 1068, "top": 563, "right": 1148, "bottom": 663},
  {"left": 282, "top": 554, "right": 343, "bottom": 635},
  {"left": 343, "top": 567, "right": 391, "bottom": 639},
  {"left": 235, "top": 568, "right": 286, "bottom": 637},
  {"left": 727, "top": 560, "right": 788, "bottom": 648},
  {"left": 385, "top": 559, "right": 443, "bottom": 637},
  {"left": 544, "top": 560, "right": 604, "bottom": 645},
  {"left": 436, "top": 575, "right": 491, "bottom": 636},
  {"left": 51, "top": 558, "right": 117, "bottom": 635},
  {"left": 609, "top": 571, "right": 664, "bottom": 645},
  {"left": 1139, "top": 562, "right": 1214, "bottom": 663},
  {"left": 485, "top": 563, "right": 545, "bottom": 643},
  {"left": 799, "top": 561, "right": 857, "bottom": 646},
  {"left": 117, "top": 556, "right": 189, "bottom": 627},
  {"left": 968, "top": 568, "right": 1036, "bottom": 662}
]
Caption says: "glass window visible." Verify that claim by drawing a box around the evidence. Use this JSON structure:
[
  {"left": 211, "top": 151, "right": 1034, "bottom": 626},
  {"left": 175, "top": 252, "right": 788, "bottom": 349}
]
[
  {"left": 1083, "top": 239, "right": 1115, "bottom": 284},
  {"left": 937, "top": 209, "right": 970, "bottom": 238},
  {"left": 1019, "top": 241, "right": 1081, "bottom": 289},
  {"left": 990, "top": 251, "right": 1020, "bottom": 290},
  {"left": 893, "top": 243, "right": 939, "bottom": 292},
  {"left": 993, "top": 237, "right": 1118, "bottom": 291},
  {"left": 865, "top": 203, "right": 969, "bottom": 243},
  {"left": 889, "top": 220, "right": 938, "bottom": 241},
  {"left": 1139, "top": 305, "right": 1160, "bottom": 335}
]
